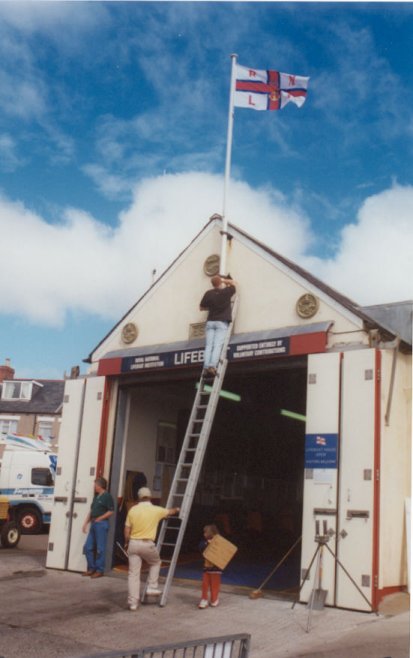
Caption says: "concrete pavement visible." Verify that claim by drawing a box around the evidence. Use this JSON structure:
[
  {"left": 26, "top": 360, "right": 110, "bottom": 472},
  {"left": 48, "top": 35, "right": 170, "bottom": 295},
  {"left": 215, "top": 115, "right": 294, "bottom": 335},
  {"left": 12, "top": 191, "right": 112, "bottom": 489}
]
[{"left": 0, "top": 535, "right": 409, "bottom": 658}]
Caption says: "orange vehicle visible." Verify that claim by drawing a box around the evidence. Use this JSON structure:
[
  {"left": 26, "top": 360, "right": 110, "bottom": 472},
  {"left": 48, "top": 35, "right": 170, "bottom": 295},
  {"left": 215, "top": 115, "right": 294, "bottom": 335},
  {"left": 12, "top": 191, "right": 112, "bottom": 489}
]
[{"left": 0, "top": 496, "right": 21, "bottom": 548}]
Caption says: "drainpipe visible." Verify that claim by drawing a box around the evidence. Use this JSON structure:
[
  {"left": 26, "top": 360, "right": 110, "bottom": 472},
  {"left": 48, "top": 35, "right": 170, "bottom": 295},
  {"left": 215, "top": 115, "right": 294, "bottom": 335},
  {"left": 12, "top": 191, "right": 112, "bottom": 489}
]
[{"left": 384, "top": 336, "right": 400, "bottom": 427}]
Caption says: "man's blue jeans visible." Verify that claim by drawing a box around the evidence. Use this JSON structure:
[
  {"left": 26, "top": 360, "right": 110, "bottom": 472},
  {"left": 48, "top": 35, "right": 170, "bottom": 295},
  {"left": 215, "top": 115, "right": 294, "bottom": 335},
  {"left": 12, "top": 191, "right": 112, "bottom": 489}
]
[
  {"left": 204, "top": 321, "right": 229, "bottom": 369},
  {"left": 84, "top": 519, "right": 109, "bottom": 574}
]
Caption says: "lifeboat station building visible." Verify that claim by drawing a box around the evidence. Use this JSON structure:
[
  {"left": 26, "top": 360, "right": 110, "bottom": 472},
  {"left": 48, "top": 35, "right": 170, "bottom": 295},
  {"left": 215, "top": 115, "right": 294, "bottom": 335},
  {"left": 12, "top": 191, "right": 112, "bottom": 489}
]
[{"left": 46, "top": 215, "right": 412, "bottom": 612}]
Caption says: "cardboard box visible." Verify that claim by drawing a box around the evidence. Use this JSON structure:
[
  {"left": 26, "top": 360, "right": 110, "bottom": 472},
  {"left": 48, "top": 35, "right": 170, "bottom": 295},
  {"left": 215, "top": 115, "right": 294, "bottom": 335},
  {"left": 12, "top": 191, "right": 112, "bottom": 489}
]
[{"left": 203, "top": 535, "right": 238, "bottom": 570}]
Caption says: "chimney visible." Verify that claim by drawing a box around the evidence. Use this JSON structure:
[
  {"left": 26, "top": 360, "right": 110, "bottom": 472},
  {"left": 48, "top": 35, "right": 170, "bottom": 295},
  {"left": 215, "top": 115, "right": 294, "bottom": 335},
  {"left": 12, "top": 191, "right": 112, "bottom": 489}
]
[{"left": 0, "top": 358, "right": 15, "bottom": 383}]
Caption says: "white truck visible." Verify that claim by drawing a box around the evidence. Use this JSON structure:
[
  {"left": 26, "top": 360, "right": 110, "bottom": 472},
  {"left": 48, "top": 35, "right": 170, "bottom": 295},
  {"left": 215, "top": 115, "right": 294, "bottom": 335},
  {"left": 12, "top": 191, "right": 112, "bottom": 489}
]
[{"left": 0, "top": 434, "right": 57, "bottom": 533}]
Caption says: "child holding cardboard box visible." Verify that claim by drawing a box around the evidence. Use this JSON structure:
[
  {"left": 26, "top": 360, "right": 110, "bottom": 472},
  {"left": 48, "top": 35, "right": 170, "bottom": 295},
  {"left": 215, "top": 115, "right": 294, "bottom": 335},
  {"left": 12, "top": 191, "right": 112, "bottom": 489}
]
[{"left": 198, "top": 524, "right": 222, "bottom": 609}]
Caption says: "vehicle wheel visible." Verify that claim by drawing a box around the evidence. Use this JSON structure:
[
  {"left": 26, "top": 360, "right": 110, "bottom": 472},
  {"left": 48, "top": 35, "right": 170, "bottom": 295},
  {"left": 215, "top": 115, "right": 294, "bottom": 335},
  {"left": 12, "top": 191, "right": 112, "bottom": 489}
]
[
  {"left": 18, "top": 508, "right": 42, "bottom": 534},
  {"left": 1, "top": 522, "right": 21, "bottom": 548}
]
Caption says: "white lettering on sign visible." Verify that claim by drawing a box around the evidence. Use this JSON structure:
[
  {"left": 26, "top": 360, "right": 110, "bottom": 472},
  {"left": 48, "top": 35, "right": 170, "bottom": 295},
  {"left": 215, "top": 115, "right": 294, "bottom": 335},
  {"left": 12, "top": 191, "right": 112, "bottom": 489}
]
[
  {"left": 233, "top": 350, "right": 254, "bottom": 359},
  {"left": 174, "top": 350, "right": 204, "bottom": 365},
  {"left": 232, "top": 339, "right": 287, "bottom": 359},
  {"left": 130, "top": 355, "right": 165, "bottom": 370},
  {"left": 237, "top": 343, "right": 259, "bottom": 351}
]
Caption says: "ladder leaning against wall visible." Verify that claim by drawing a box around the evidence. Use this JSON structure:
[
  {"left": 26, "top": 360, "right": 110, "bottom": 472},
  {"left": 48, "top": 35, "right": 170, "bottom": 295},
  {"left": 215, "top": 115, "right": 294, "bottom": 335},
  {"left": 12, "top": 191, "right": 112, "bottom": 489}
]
[{"left": 142, "top": 296, "right": 238, "bottom": 607}]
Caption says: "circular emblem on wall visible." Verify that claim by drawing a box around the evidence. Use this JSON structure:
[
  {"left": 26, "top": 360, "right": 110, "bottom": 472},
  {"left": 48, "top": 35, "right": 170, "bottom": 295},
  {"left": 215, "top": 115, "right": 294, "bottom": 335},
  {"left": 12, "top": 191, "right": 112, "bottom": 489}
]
[
  {"left": 121, "top": 322, "right": 138, "bottom": 344},
  {"left": 296, "top": 293, "right": 319, "bottom": 319},
  {"left": 203, "top": 254, "right": 220, "bottom": 277}
]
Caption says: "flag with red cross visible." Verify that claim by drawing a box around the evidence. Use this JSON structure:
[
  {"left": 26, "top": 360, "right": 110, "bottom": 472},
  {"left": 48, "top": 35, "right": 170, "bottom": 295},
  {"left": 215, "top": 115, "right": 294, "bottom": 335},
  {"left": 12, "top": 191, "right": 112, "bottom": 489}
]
[{"left": 235, "top": 64, "right": 309, "bottom": 111}]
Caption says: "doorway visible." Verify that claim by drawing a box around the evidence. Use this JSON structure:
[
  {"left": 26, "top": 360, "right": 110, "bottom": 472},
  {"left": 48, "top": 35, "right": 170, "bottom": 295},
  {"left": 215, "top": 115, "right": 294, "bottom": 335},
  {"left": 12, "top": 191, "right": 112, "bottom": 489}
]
[{"left": 112, "top": 360, "right": 307, "bottom": 596}]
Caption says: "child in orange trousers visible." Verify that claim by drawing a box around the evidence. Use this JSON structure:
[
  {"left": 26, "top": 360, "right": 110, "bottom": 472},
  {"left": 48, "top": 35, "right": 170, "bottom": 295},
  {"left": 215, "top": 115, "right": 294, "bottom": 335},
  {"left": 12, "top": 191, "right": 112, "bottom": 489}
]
[{"left": 198, "top": 524, "right": 222, "bottom": 609}]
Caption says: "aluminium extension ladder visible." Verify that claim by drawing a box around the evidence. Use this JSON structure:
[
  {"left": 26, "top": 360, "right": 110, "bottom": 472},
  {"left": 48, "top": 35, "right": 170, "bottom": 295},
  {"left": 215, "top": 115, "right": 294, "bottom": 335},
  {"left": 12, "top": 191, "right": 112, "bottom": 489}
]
[{"left": 143, "top": 297, "right": 238, "bottom": 607}]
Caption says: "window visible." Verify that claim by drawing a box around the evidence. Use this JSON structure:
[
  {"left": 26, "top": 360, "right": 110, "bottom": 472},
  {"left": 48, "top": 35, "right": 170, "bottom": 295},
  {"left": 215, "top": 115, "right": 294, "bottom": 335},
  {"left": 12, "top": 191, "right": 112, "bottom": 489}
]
[
  {"left": 37, "top": 421, "right": 54, "bottom": 442},
  {"left": 31, "top": 468, "right": 54, "bottom": 487},
  {"left": 2, "top": 381, "right": 32, "bottom": 400},
  {"left": 0, "top": 418, "right": 19, "bottom": 436},
  {"left": 156, "top": 421, "right": 177, "bottom": 464}
]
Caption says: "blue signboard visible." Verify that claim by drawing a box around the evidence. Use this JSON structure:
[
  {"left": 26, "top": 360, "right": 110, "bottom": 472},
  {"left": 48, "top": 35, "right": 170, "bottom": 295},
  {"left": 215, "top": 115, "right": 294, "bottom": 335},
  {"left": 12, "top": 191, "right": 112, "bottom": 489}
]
[
  {"left": 305, "top": 433, "right": 338, "bottom": 469},
  {"left": 121, "top": 347, "right": 205, "bottom": 373},
  {"left": 120, "top": 336, "right": 291, "bottom": 374}
]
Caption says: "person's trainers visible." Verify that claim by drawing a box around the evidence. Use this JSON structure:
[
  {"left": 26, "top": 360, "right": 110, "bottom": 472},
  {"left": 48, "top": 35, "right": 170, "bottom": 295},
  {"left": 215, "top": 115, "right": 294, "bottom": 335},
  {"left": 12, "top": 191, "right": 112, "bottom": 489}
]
[
  {"left": 146, "top": 587, "right": 162, "bottom": 595},
  {"left": 129, "top": 604, "right": 138, "bottom": 611},
  {"left": 210, "top": 599, "right": 220, "bottom": 607},
  {"left": 90, "top": 572, "right": 104, "bottom": 578},
  {"left": 198, "top": 599, "right": 209, "bottom": 609}
]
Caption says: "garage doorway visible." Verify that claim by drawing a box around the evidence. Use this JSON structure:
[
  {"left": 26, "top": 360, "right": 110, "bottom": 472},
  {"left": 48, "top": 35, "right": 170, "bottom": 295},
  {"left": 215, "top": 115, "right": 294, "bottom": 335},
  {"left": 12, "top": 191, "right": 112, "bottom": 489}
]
[{"left": 112, "top": 360, "right": 306, "bottom": 597}]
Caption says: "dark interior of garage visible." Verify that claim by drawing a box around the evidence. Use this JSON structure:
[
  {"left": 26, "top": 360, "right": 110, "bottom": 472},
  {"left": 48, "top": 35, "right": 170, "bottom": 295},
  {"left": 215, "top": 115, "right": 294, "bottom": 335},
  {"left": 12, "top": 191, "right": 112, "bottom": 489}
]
[
  {"left": 113, "top": 361, "right": 307, "bottom": 596},
  {"left": 174, "top": 364, "right": 307, "bottom": 594}
]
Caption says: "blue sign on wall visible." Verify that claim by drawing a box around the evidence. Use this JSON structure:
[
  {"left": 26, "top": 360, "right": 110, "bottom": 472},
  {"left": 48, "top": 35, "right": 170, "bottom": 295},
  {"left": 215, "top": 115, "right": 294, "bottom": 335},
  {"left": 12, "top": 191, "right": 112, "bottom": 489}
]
[
  {"left": 120, "top": 336, "right": 291, "bottom": 374},
  {"left": 305, "top": 433, "right": 338, "bottom": 469},
  {"left": 121, "top": 348, "right": 205, "bottom": 373}
]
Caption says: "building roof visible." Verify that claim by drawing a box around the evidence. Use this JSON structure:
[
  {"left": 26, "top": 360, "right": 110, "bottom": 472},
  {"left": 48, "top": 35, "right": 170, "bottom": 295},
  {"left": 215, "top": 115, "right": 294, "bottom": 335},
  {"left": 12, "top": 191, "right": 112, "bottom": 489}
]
[
  {"left": 361, "top": 301, "right": 412, "bottom": 345},
  {"left": 0, "top": 379, "right": 65, "bottom": 415},
  {"left": 86, "top": 215, "right": 411, "bottom": 361}
]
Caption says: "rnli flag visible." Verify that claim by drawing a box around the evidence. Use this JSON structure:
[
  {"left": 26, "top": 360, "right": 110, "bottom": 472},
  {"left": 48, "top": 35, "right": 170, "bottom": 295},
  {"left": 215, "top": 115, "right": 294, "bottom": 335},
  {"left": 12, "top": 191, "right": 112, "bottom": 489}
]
[{"left": 235, "top": 64, "right": 309, "bottom": 111}]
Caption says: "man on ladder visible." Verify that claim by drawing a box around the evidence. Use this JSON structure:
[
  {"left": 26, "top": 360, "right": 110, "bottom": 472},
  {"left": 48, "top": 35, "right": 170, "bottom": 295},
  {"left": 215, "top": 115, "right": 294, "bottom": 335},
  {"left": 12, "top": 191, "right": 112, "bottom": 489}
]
[{"left": 200, "top": 275, "right": 237, "bottom": 376}]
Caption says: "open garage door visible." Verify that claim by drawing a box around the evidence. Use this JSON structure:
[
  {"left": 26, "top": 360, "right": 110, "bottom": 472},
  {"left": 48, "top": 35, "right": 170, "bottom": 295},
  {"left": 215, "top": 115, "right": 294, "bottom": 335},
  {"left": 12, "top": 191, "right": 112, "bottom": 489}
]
[
  {"left": 47, "top": 376, "right": 106, "bottom": 571},
  {"left": 336, "top": 349, "right": 379, "bottom": 611},
  {"left": 300, "top": 352, "right": 341, "bottom": 606},
  {"left": 300, "top": 349, "right": 380, "bottom": 611}
]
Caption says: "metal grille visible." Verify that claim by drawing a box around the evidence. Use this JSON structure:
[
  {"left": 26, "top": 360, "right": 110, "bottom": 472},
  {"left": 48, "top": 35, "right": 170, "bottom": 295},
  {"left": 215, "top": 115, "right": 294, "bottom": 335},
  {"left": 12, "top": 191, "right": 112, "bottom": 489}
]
[
  {"left": 75, "top": 633, "right": 250, "bottom": 658},
  {"left": 0, "top": 500, "right": 9, "bottom": 520}
]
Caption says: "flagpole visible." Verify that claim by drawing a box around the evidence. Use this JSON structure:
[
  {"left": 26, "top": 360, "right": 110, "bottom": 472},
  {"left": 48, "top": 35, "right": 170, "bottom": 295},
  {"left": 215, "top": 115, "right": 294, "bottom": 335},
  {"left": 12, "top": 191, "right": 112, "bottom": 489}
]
[{"left": 220, "top": 53, "right": 238, "bottom": 277}]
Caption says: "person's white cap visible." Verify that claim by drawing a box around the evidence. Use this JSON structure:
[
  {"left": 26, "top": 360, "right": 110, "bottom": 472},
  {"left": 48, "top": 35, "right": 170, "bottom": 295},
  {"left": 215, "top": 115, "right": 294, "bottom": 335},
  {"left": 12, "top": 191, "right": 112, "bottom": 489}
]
[{"left": 138, "top": 487, "right": 152, "bottom": 499}]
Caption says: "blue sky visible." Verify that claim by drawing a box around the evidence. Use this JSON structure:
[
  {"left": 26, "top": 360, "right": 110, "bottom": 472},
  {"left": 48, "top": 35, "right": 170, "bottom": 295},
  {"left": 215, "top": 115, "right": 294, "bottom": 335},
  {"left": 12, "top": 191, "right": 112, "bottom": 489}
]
[{"left": 0, "top": 1, "right": 412, "bottom": 378}]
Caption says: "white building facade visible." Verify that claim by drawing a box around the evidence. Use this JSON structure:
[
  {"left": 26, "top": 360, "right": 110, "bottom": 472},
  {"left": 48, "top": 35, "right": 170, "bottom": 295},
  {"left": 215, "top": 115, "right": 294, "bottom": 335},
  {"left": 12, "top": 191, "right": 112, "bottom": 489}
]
[{"left": 46, "top": 217, "right": 412, "bottom": 611}]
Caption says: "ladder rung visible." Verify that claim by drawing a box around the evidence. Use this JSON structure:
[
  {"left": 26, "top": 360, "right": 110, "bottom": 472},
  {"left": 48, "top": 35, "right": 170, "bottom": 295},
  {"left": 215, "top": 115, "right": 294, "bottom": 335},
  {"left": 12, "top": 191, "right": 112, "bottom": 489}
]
[
  {"left": 160, "top": 542, "right": 176, "bottom": 547},
  {"left": 189, "top": 433, "right": 200, "bottom": 437},
  {"left": 177, "top": 478, "right": 188, "bottom": 483}
]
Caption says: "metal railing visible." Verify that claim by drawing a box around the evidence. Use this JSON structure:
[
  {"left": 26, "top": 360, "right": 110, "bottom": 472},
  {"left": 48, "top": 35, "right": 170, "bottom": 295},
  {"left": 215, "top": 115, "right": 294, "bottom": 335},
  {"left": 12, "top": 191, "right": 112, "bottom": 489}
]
[{"left": 75, "top": 633, "right": 250, "bottom": 658}]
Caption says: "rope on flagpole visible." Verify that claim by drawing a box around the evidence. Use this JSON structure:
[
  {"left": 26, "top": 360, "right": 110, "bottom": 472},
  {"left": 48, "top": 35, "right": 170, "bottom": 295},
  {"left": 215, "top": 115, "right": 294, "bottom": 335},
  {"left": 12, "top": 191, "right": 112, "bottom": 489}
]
[{"left": 220, "top": 53, "right": 238, "bottom": 276}]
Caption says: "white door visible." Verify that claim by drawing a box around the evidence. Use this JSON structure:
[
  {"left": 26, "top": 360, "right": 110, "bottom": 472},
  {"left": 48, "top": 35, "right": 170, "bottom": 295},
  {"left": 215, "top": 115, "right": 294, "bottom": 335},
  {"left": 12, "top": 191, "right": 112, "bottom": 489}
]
[
  {"left": 336, "top": 349, "right": 378, "bottom": 610},
  {"left": 46, "top": 378, "right": 86, "bottom": 569},
  {"left": 300, "top": 352, "right": 341, "bottom": 605},
  {"left": 67, "top": 376, "right": 106, "bottom": 572}
]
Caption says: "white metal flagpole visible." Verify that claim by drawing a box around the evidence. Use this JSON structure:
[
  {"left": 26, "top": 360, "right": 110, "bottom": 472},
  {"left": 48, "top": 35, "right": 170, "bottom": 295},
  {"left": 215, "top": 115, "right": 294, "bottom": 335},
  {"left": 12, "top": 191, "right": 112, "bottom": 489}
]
[{"left": 220, "top": 53, "right": 238, "bottom": 276}]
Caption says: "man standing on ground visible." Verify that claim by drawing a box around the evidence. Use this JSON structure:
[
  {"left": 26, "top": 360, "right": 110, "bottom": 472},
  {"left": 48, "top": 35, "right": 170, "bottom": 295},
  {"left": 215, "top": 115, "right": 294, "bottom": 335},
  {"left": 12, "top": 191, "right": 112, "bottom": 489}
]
[
  {"left": 82, "top": 476, "right": 114, "bottom": 578},
  {"left": 124, "top": 487, "right": 180, "bottom": 611},
  {"left": 200, "top": 275, "right": 237, "bottom": 376}
]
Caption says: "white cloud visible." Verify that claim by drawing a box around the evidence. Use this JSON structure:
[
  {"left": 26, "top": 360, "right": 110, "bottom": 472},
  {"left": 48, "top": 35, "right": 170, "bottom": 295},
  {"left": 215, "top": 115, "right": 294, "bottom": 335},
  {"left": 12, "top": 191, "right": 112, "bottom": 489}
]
[
  {"left": 0, "top": 69, "right": 47, "bottom": 121},
  {"left": 309, "top": 184, "right": 413, "bottom": 305},
  {"left": 0, "top": 175, "right": 411, "bottom": 328},
  {"left": 0, "top": 133, "right": 22, "bottom": 171},
  {"left": 0, "top": 2, "right": 109, "bottom": 40},
  {"left": 82, "top": 163, "right": 134, "bottom": 201}
]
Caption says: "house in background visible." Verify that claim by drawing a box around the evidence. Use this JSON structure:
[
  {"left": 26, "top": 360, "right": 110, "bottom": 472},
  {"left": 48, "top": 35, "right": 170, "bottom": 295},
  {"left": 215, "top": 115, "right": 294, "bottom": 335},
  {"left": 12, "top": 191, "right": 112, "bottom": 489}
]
[{"left": 0, "top": 359, "right": 65, "bottom": 454}]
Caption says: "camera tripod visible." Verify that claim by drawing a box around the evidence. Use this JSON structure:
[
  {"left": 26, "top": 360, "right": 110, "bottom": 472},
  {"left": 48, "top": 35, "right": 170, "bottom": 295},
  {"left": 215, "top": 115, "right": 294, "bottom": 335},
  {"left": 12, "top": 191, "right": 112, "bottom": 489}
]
[{"left": 292, "top": 520, "right": 378, "bottom": 632}]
